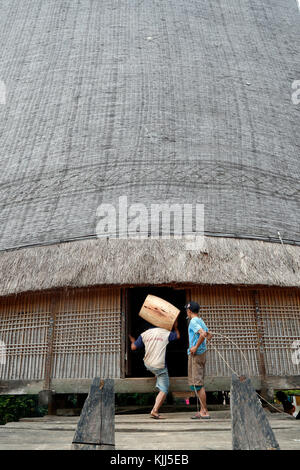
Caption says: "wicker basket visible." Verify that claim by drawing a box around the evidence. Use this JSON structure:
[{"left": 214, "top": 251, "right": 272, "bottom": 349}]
[{"left": 139, "top": 294, "right": 180, "bottom": 331}]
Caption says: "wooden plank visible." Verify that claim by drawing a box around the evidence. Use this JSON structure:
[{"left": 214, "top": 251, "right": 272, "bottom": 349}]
[
  {"left": 1, "top": 375, "right": 300, "bottom": 395},
  {"left": 264, "top": 375, "right": 300, "bottom": 389},
  {"left": 0, "top": 380, "right": 45, "bottom": 394},
  {"left": 231, "top": 374, "right": 280, "bottom": 450},
  {"left": 72, "top": 378, "right": 115, "bottom": 450}
]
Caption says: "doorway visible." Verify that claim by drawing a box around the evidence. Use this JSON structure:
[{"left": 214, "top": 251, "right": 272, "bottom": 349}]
[{"left": 126, "top": 286, "right": 188, "bottom": 377}]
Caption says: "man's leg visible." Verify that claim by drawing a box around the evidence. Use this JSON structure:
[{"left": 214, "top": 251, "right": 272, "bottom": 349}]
[
  {"left": 191, "top": 353, "right": 210, "bottom": 418},
  {"left": 151, "top": 368, "right": 169, "bottom": 417},
  {"left": 197, "top": 386, "right": 209, "bottom": 417},
  {"left": 151, "top": 391, "right": 167, "bottom": 417}
]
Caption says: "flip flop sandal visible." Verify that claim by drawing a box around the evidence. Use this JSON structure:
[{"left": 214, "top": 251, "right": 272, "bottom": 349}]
[
  {"left": 191, "top": 414, "right": 211, "bottom": 419},
  {"left": 150, "top": 414, "right": 166, "bottom": 419}
]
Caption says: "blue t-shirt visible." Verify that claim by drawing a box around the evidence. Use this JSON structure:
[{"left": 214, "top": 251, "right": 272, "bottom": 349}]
[{"left": 188, "top": 317, "right": 208, "bottom": 355}]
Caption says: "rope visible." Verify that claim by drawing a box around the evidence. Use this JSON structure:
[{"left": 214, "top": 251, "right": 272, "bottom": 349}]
[
  {"left": 210, "top": 332, "right": 252, "bottom": 378},
  {"left": 189, "top": 328, "right": 293, "bottom": 418}
]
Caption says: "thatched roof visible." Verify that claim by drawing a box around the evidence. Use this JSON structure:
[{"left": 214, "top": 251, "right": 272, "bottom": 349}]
[
  {"left": 0, "top": 237, "right": 299, "bottom": 296},
  {"left": 0, "top": 0, "right": 299, "bottom": 253}
]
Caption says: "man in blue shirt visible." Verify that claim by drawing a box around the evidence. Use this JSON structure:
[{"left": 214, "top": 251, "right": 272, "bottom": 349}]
[{"left": 185, "top": 301, "right": 213, "bottom": 419}]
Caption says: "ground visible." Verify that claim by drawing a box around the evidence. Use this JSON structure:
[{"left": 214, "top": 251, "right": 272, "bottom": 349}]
[{"left": 0, "top": 410, "right": 299, "bottom": 450}]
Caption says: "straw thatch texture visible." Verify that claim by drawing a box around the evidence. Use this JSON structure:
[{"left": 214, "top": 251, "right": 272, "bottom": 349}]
[
  {"left": 0, "top": 237, "right": 299, "bottom": 296},
  {"left": 0, "top": 0, "right": 299, "bottom": 252}
]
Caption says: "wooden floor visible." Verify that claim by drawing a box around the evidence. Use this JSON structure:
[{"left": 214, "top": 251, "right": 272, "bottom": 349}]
[{"left": 0, "top": 410, "right": 299, "bottom": 450}]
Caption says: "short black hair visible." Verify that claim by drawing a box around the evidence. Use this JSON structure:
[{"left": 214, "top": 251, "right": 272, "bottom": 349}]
[{"left": 185, "top": 301, "right": 200, "bottom": 313}]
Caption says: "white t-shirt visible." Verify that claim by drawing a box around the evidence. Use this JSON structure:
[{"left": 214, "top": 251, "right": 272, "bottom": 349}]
[{"left": 140, "top": 327, "right": 175, "bottom": 369}]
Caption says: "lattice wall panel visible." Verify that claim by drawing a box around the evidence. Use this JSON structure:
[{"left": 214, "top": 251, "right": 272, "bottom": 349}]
[
  {"left": 189, "top": 287, "right": 260, "bottom": 377},
  {"left": 189, "top": 287, "right": 300, "bottom": 378},
  {"left": 51, "top": 288, "right": 122, "bottom": 379},
  {"left": 0, "top": 294, "right": 51, "bottom": 380},
  {"left": 0, "top": 288, "right": 122, "bottom": 381},
  {"left": 258, "top": 289, "right": 300, "bottom": 376}
]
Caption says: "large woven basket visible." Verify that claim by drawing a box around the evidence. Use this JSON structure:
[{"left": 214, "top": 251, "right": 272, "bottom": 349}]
[{"left": 139, "top": 294, "right": 180, "bottom": 331}]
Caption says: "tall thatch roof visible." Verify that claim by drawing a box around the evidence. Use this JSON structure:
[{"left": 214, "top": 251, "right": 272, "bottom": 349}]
[
  {"left": 0, "top": 0, "right": 299, "bottom": 249},
  {"left": 0, "top": 0, "right": 299, "bottom": 294},
  {"left": 0, "top": 237, "right": 299, "bottom": 297}
]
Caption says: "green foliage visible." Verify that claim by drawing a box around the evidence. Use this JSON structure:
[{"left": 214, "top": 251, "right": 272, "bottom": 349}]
[
  {"left": 274, "top": 389, "right": 300, "bottom": 399},
  {"left": 0, "top": 395, "right": 47, "bottom": 425}
]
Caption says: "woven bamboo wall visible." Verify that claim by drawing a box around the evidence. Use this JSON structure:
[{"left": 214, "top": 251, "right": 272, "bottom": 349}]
[
  {"left": 257, "top": 289, "right": 300, "bottom": 377},
  {"left": 0, "top": 292, "right": 51, "bottom": 380},
  {"left": 51, "top": 288, "right": 122, "bottom": 379},
  {"left": 0, "top": 286, "right": 299, "bottom": 385},
  {"left": 0, "top": 288, "right": 122, "bottom": 381},
  {"left": 188, "top": 287, "right": 300, "bottom": 378}
]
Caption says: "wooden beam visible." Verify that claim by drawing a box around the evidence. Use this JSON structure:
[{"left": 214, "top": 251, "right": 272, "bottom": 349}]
[
  {"left": 72, "top": 378, "right": 115, "bottom": 450},
  {"left": 0, "top": 380, "right": 44, "bottom": 394},
  {"left": 51, "top": 376, "right": 263, "bottom": 393},
  {"left": 1, "top": 375, "right": 299, "bottom": 395}
]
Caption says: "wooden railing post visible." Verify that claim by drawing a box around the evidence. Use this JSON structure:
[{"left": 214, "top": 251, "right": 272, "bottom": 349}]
[
  {"left": 72, "top": 378, "right": 115, "bottom": 450},
  {"left": 231, "top": 374, "right": 280, "bottom": 450}
]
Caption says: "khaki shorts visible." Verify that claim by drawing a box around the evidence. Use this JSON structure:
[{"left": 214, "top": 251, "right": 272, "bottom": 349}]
[{"left": 188, "top": 352, "right": 206, "bottom": 387}]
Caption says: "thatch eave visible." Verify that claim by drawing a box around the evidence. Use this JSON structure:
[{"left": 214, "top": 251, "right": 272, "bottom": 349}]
[{"left": 0, "top": 236, "right": 299, "bottom": 297}]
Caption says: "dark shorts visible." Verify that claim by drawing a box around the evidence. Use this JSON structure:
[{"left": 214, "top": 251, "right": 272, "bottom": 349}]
[{"left": 188, "top": 352, "right": 206, "bottom": 388}]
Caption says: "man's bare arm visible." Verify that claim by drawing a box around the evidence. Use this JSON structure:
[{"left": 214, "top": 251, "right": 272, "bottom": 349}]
[
  {"left": 190, "top": 328, "right": 213, "bottom": 354},
  {"left": 206, "top": 331, "right": 213, "bottom": 342},
  {"left": 129, "top": 334, "right": 137, "bottom": 351}
]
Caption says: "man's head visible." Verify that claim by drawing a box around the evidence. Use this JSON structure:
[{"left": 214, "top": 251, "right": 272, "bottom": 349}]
[{"left": 185, "top": 301, "right": 200, "bottom": 319}]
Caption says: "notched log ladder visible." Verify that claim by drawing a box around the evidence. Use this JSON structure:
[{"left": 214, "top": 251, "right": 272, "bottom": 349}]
[
  {"left": 72, "top": 378, "right": 115, "bottom": 450},
  {"left": 231, "top": 374, "right": 280, "bottom": 450}
]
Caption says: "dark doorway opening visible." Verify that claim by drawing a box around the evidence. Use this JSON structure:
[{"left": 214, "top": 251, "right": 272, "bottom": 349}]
[{"left": 126, "top": 286, "right": 187, "bottom": 377}]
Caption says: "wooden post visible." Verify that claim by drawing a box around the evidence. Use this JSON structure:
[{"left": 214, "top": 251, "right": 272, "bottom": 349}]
[
  {"left": 231, "top": 374, "right": 280, "bottom": 450},
  {"left": 253, "top": 290, "right": 269, "bottom": 400},
  {"left": 38, "top": 390, "right": 56, "bottom": 415},
  {"left": 42, "top": 295, "right": 60, "bottom": 415},
  {"left": 43, "top": 295, "right": 60, "bottom": 414},
  {"left": 72, "top": 378, "right": 115, "bottom": 450},
  {"left": 121, "top": 288, "right": 127, "bottom": 378}
]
